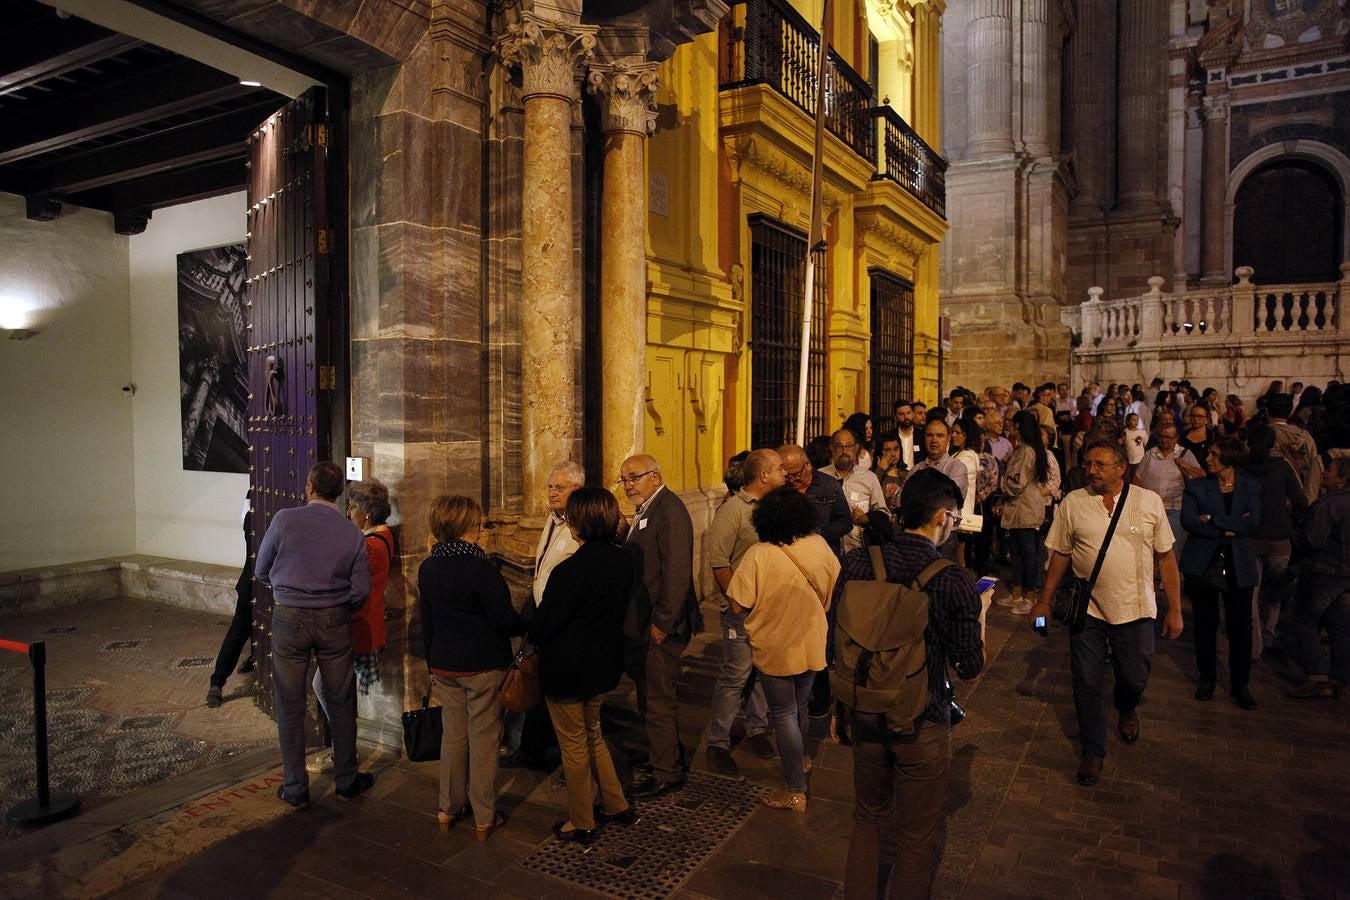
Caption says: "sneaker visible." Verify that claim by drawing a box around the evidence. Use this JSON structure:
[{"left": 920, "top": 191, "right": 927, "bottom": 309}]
[
  {"left": 1011, "top": 599, "right": 1035, "bottom": 616},
  {"left": 995, "top": 594, "right": 1018, "bottom": 608},
  {"left": 746, "top": 733, "right": 776, "bottom": 760},
  {"left": 205, "top": 685, "right": 223, "bottom": 708},
  {"left": 305, "top": 749, "right": 335, "bottom": 775},
  {"left": 336, "top": 771, "right": 375, "bottom": 800},
  {"left": 706, "top": 746, "right": 739, "bottom": 776},
  {"left": 277, "top": 785, "right": 310, "bottom": 810}
]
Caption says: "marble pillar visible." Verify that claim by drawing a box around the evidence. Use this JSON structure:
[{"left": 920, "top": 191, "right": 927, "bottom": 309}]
[
  {"left": 1115, "top": 0, "right": 1165, "bottom": 212},
  {"left": 966, "top": 0, "right": 1013, "bottom": 158},
  {"left": 1020, "top": 0, "right": 1051, "bottom": 156},
  {"left": 1199, "top": 91, "right": 1229, "bottom": 283},
  {"left": 497, "top": 15, "right": 596, "bottom": 516},
  {"left": 588, "top": 62, "right": 658, "bottom": 491},
  {"left": 1065, "top": 0, "right": 1116, "bottom": 212}
]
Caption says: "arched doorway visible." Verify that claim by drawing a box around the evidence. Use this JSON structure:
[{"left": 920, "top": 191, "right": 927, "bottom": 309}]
[{"left": 1232, "top": 159, "right": 1342, "bottom": 284}]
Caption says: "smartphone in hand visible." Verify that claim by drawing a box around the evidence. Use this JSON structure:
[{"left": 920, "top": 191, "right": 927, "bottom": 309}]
[
  {"left": 975, "top": 575, "right": 998, "bottom": 594},
  {"left": 1034, "top": 615, "right": 1049, "bottom": 636}
]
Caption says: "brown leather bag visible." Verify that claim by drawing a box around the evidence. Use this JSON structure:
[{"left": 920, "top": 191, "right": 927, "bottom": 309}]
[{"left": 498, "top": 647, "right": 540, "bottom": 713}]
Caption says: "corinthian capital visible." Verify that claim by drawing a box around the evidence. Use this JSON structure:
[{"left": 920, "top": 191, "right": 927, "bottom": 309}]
[
  {"left": 496, "top": 13, "right": 598, "bottom": 103},
  {"left": 1201, "top": 92, "right": 1230, "bottom": 124},
  {"left": 586, "top": 63, "right": 660, "bottom": 136}
]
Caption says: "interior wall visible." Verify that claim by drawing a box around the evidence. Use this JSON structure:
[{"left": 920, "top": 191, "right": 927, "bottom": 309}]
[
  {"left": 0, "top": 193, "right": 137, "bottom": 569},
  {"left": 129, "top": 192, "right": 249, "bottom": 568}
]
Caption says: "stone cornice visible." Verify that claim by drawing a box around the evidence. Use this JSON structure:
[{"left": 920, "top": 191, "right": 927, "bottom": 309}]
[
  {"left": 724, "top": 134, "right": 848, "bottom": 213},
  {"left": 496, "top": 13, "right": 597, "bottom": 103},
  {"left": 587, "top": 63, "right": 660, "bottom": 135}
]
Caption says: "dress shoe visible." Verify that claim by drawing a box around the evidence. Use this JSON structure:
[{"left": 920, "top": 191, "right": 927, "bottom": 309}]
[
  {"left": 205, "top": 685, "right": 223, "bottom": 708},
  {"left": 237, "top": 656, "right": 255, "bottom": 675},
  {"left": 1194, "top": 680, "right": 1215, "bottom": 701},
  {"left": 552, "top": 821, "right": 595, "bottom": 845},
  {"left": 1233, "top": 686, "right": 1257, "bottom": 710},
  {"left": 1286, "top": 681, "right": 1334, "bottom": 700},
  {"left": 630, "top": 775, "right": 686, "bottom": 800},
  {"left": 594, "top": 806, "right": 638, "bottom": 826},
  {"left": 1076, "top": 754, "right": 1103, "bottom": 787},
  {"left": 706, "top": 746, "right": 739, "bottom": 776},
  {"left": 746, "top": 733, "right": 777, "bottom": 760},
  {"left": 1117, "top": 710, "right": 1139, "bottom": 744},
  {"left": 335, "top": 771, "right": 374, "bottom": 800},
  {"left": 276, "top": 785, "right": 310, "bottom": 810}
]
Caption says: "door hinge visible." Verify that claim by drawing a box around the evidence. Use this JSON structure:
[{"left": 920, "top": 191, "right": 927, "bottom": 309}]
[
  {"left": 317, "top": 124, "right": 328, "bottom": 147},
  {"left": 319, "top": 365, "right": 336, "bottom": 390},
  {"left": 317, "top": 229, "right": 329, "bottom": 254}
]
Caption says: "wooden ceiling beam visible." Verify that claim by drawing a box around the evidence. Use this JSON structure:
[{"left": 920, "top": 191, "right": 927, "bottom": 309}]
[
  {"left": 0, "top": 34, "right": 144, "bottom": 97},
  {"left": 0, "top": 60, "right": 244, "bottom": 164},
  {"left": 66, "top": 154, "right": 247, "bottom": 213}
]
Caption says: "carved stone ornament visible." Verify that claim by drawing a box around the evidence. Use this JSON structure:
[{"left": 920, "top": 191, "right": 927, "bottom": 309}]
[
  {"left": 587, "top": 63, "right": 660, "bottom": 135},
  {"left": 726, "top": 135, "right": 844, "bottom": 211},
  {"left": 856, "top": 210, "right": 926, "bottom": 261},
  {"left": 496, "top": 13, "right": 598, "bottom": 103},
  {"left": 1201, "top": 92, "right": 1231, "bottom": 123}
]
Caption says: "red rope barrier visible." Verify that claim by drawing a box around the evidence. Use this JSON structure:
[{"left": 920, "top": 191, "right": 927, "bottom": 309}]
[{"left": 0, "top": 638, "right": 31, "bottom": 655}]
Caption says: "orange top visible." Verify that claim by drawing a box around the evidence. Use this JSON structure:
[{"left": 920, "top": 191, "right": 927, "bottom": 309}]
[{"left": 351, "top": 526, "right": 392, "bottom": 653}]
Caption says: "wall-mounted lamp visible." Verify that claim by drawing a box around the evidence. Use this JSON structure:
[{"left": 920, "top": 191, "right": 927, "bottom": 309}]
[{"left": 6, "top": 328, "right": 38, "bottom": 341}]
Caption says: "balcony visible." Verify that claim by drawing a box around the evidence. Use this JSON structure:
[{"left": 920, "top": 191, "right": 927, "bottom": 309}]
[
  {"left": 872, "top": 106, "right": 947, "bottom": 219},
  {"left": 720, "top": 0, "right": 947, "bottom": 219}
]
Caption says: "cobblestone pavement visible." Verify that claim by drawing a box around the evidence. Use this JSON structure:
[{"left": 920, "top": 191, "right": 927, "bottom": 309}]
[
  {"left": 2, "top": 591, "right": 1347, "bottom": 898},
  {"left": 0, "top": 598, "right": 274, "bottom": 837}
]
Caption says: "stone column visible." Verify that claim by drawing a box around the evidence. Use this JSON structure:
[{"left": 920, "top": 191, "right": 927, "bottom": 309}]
[
  {"left": 1065, "top": 0, "right": 1116, "bottom": 211},
  {"left": 497, "top": 15, "right": 597, "bottom": 516},
  {"left": 1199, "top": 91, "right": 1229, "bottom": 283},
  {"left": 587, "top": 62, "right": 658, "bottom": 491},
  {"left": 1021, "top": 0, "right": 1051, "bottom": 156},
  {"left": 1116, "top": 0, "right": 1165, "bottom": 212},
  {"left": 966, "top": 0, "right": 1013, "bottom": 158}
]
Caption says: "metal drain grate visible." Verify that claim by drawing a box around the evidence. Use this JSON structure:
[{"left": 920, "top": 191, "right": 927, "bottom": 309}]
[
  {"left": 175, "top": 656, "right": 214, "bottom": 669},
  {"left": 45, "top": 625, "right": 79, "bottom": 634},
  {"left": 519, "top": 770, "right": 764, "bottom": 899},
  {"left": 101, "top": 640, "right": 145, "bottom": 652}
]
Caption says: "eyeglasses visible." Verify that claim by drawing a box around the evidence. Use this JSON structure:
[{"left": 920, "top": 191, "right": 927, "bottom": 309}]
[
  {"left": 1083, "top": 459, "right": 1123, "bottom": 470},
  {"left": 829, "top": 441, "right": 856, "bottom": 450},
  {"left": 783, "top": 467, "right": 807, "bottom": 482},
  {"left": 618, "top": 470, "right": 655, "bottom": 485},
  {"left": 943, "top": 510, "right": 963, "bottom": 527},
  {"left": 545, "top": 483, "right": 574, "bottom": 494}
]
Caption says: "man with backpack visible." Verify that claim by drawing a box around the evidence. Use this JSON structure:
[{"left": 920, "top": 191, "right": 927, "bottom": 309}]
[{"left": 830, "top": 468, "right": 986, "bottom": 900}]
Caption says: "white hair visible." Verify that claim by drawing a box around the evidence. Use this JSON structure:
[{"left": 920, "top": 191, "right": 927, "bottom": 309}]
[{"left": 548, "top": 461, "right": 585, "bottom": 485}]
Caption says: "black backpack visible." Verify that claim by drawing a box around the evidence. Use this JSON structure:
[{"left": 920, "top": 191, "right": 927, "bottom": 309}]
[{"left": 830, "top": 547, "right": 952, "bottom": 736}]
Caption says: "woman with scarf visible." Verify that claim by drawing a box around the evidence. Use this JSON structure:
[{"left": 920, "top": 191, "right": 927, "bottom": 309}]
[{"left": 418, "top": 495, "right": 524, "bottom": 838}]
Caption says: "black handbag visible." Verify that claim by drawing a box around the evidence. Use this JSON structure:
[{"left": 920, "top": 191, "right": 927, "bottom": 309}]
[
  {"left": 401, "top": 684, "right": 442, "bottom": 762},
  {"left": 1053, "top": 482, "right": 1129, "bottom": 631}
]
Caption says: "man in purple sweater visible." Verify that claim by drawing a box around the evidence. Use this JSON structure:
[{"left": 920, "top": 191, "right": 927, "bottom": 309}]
[{"left": 255, "top": 461, "right": 373, "bottom": 808}]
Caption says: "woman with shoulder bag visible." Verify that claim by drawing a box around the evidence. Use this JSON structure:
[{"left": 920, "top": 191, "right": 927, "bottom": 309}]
[
  {"left": 1180, "top": 438, "right": 1261, "bottom": 709},
  {"left": 727, "top": 487, "right": 841, "bottom": 813},
  {"left": 1000, "top": 412, "right": 1057, "bottom": 616},
  {"left": 417, "top": 495, "right": 524, "bottom": 838},
  {"left": 527, "top": 487, "right": 636, "bottom": 844}
]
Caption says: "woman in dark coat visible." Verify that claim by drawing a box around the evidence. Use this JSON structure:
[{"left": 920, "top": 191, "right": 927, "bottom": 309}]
[
  {"left": 527, "top": 487, "right": 636, "bottom": 844},
  {"left": 1180, "top": 438, "right": 1261, "bottom": 709},
  {"left": 417, "top": 495, "right": 523, "bottom": 838}
]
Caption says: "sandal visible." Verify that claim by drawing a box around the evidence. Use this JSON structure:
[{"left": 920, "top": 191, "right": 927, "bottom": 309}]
[
  {"left": 437, "top": 807, "right": 468, "bottom": 826},
  {"left": 475, "top": 811, "right": 506, "bottom": 841},
  {"left": 760, "top": 790, "right": 807, "bottom": 814}
]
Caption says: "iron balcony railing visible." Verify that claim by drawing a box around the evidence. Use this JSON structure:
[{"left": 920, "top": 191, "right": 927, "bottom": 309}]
[
  {"left": 873, "top": 105, "right": 947, "bottom": 219},
  {"left": 721, "top": 0, "right": 948, "bottom": 220},
  {"left": 722, "top": 0, "right": 876, "bottom": 165}
]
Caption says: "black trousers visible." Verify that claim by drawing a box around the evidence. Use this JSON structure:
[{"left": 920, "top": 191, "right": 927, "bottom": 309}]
[
  {"left": 210, "top": 557, "right": 254, "bottom": 689},
  {"left": 1187, "top": 575, "right": 1253, "bottom": 689}
]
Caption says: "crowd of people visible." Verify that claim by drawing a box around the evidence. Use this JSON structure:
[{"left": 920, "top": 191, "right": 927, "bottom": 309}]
[{"left": 224, "top": 375, "right": 1349, "bottom": 900}]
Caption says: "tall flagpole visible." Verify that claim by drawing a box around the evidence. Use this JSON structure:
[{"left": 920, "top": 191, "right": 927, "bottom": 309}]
[{"left": 795, "top": 0, "right": 832, "bottom": 447}]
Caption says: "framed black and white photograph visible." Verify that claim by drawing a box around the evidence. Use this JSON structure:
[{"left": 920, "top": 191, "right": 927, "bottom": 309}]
[{"left": 178, "top": 244, "right": 249, "bottom": 473}]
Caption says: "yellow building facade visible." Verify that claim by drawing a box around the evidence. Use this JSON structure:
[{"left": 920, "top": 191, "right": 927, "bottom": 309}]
[{"left": 643, "top": 0, "right": 948, "bottom": 494}]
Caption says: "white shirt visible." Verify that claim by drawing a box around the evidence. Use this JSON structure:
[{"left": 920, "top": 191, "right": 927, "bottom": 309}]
[
  {"left": 1134, "top": 445, "right": 1199, "bottom": 510},
  {"left": 1125, "top": 427, "right": 1149, "bottom": 465},
  {"left": 1045, "top": 485, "right": 1174, "bottom": 624},
  {"left": 897, "top": 428, "right": 917, "bottom": 468},
  {"left": 533, "top": 512, "right": 580, "bottom": 602}
]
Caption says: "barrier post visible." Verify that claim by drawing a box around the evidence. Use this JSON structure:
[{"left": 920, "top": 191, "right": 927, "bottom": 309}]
[{"left": 5, "top": 640, "right": 80, "bottom": 827}]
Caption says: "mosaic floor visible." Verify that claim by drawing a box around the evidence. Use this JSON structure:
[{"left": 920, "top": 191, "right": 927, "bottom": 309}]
[{"left": 0, "top": 598, "right": 275, "bottom": 835}]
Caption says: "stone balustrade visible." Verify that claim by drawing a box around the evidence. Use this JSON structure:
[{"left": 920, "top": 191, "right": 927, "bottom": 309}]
[{"left": 1067, "top": 262, "right": 1350, "bottom": 399}]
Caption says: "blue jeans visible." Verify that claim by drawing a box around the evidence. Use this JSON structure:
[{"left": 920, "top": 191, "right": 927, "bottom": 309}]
[
  {"left": 271, "top": 604, "right": 359, "bottom": 799},
  {"left": 1069, "top": 616, "right": 1155, "bottom": 760},
  {"left": 757, "top": 669, "right": 815, "bottom": 792},
  {"left": 1293, "top": 574, "right": 1350, "bottom": 683},
  {"left": 707, "top": 609, "right": 769, "bottom": 749}
]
